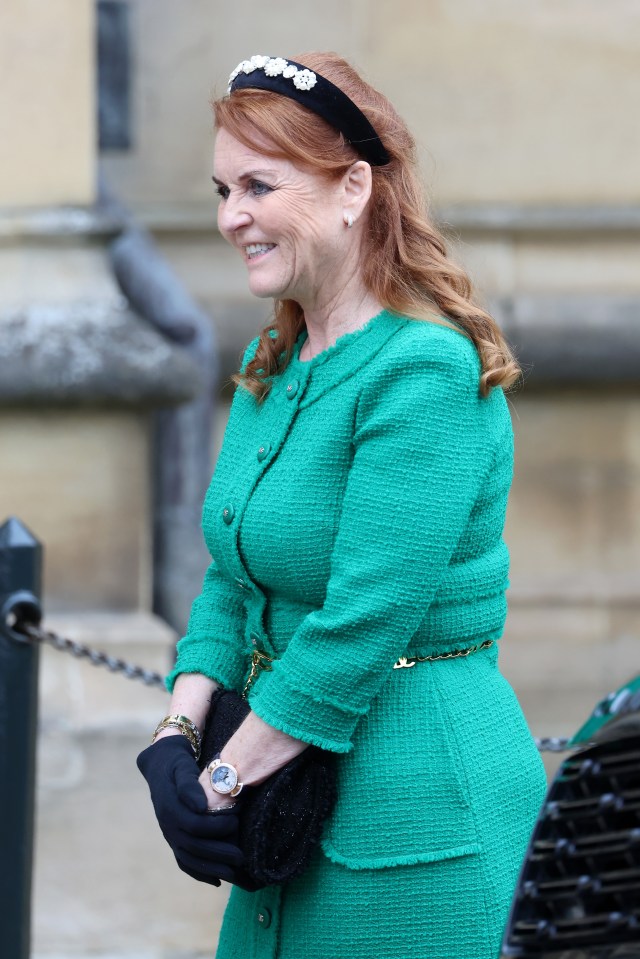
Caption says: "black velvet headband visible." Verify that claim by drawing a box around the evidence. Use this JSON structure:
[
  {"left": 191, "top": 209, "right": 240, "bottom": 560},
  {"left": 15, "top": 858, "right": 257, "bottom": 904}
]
[{"left": 227, "top": 56, "right": 391, "bottom": 167}]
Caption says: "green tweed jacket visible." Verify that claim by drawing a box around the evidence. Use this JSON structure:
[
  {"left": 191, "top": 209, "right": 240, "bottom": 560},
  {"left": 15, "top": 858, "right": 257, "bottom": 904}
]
[{"left": 168, "top": 306, "right": 537, "bottom": 810}]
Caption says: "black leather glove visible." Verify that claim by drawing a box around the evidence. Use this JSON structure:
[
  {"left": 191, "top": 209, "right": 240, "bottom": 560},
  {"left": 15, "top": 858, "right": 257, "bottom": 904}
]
[{"left": 136, "top": 735, "right": 245, "bottom": 886}]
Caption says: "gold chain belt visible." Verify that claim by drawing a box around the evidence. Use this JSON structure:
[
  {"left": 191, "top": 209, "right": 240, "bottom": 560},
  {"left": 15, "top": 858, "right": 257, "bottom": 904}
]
[
  {"left": 393, "top": 639, "right": 494, "bottom": 669},
  {"left": 242, "top": 649, "right": 274, "bottom": 698},
  {"left": 242, "top": 639, "right": 494, "bottom": 697}
]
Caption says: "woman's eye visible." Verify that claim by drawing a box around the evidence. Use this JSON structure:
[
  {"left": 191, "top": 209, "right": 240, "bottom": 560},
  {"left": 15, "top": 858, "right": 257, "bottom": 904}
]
[
  {"left": 216, "top": 185, "right": 230, "bottom": 200},
  {"left": 249, "top": 180, "right": 272, "bottom": 197}
]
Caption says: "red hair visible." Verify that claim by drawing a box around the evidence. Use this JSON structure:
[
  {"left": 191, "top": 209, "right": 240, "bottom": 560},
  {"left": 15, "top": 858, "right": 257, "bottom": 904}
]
[{"left": 213, "top": 52, "right": 520, "bottom": 400}]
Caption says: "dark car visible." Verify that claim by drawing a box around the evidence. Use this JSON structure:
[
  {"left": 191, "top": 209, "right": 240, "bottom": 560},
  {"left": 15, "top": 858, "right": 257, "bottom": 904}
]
[{"left": 502, "top": 675, "right": 640, "bottom": 959}]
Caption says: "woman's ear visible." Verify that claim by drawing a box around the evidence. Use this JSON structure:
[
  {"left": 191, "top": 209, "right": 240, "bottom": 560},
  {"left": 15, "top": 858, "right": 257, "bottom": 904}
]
[{"left": 341, "top": 160, "right": 373, "bottom": 223}]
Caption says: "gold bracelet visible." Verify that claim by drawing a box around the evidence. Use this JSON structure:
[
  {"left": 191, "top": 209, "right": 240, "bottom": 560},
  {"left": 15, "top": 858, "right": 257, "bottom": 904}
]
[{"left": 152, "top": 714, "right": 202, "bottom": 760}]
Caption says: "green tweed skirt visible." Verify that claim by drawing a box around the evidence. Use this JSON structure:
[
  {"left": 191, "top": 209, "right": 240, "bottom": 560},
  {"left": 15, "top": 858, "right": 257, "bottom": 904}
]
[{"left": 215, "top": 644, "right": 547, "bottom": 959}]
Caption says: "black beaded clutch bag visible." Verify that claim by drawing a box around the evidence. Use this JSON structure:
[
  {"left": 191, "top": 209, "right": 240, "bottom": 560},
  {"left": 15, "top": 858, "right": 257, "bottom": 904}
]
[{"left": 198, "top": 687, "right": 337, "bottom": 889}]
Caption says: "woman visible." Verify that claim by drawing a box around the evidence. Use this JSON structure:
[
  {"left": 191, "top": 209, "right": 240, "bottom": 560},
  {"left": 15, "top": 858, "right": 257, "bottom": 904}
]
[{"left": 138, "top": 52, "right": 547, "bottom": 959}]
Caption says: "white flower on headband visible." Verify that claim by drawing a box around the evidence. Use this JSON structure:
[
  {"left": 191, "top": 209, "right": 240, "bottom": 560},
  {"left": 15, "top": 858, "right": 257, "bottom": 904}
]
[
  {"left": 293, "top": 69, "right": 317, "bottom": 91},
  {"left": 228, "top": 57, "right": 318, "bottom": 94},
  {"left": 264, "top": 57, "right": 287, "bottom": 77}
]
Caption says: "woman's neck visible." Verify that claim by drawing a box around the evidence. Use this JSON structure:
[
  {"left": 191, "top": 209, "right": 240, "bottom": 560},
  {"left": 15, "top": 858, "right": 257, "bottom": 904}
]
[{"left": 299, "top": 289, "right": 384, "bottom": 362}]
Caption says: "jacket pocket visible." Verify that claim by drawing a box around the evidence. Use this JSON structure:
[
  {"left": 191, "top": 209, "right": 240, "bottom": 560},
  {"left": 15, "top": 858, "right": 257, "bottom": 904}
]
[{"left": 321, "top": 665, "right": 480, "bottom": 869}]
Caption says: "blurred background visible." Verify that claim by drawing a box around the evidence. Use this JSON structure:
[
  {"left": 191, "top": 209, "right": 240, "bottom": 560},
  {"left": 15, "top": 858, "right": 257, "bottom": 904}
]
[{"left": 1, "top": 1, "right": 639, "bottom": 956}]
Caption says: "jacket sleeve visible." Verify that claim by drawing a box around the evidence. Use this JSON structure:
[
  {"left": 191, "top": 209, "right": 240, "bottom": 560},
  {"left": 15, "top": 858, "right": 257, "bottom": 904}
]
[
  {"left": 165, "top": 558, "right": 248, "bottom": 693},
  {"left": 248, "top": 340, "right": 505, "bottom": 751}
]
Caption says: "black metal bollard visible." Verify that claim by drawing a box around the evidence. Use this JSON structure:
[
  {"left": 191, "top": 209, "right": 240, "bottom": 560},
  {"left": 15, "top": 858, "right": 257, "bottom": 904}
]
[{"left": 0, "top": 517, "right": 43, "bottom": 959}]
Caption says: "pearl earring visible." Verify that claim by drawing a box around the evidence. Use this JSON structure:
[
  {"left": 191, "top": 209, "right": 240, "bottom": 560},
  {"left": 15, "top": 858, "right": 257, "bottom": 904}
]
[{"left": 343, "top": 213, "right": 354, "bottom": 229}]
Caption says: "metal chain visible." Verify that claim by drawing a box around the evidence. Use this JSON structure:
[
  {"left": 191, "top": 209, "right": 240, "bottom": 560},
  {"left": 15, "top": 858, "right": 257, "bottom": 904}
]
[
  {"left": 533, "top": 736, "right": 572, "bottom": 753},
  {"left": 10, "top": 616, "right": 573, "bottom": 751},
  {"left": 13, "top": 619, "right": 166, "bottom": 690}
]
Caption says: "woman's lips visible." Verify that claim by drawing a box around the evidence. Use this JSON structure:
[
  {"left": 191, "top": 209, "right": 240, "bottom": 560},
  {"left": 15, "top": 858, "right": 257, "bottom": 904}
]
[{"left": 245, "top": 242, "right": 276, "bottom": 260}]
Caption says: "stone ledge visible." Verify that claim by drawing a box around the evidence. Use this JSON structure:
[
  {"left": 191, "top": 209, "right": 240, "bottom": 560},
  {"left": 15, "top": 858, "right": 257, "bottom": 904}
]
[
  {"left": 44, "top": 609, "right": 177, "bottom": 646},
  {"left": 508, "top": 572, "right": 640, "bottom": 604},
  {"left": 439, "top": 204, "right": 640, "bottom": 235},
  {"left": 7, "top": 203, "right": 639, "bottom": 241},
  {"left": 0, "top": 299, "right": 202, "bottom": 407},
  {"left": 493, "top": 293, "right": 640, "bottom": 386},
  {"left": 39, "top": 610, "right": 174, "bottom": 733},
  {"left": 0, "top": 205, "right": 122, "bottom": 240}
]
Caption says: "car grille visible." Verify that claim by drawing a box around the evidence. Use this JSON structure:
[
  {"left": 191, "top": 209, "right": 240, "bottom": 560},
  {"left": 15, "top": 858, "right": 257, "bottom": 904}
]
[{"left": 502, "top": 734, "right": 640, "bottom": 959}]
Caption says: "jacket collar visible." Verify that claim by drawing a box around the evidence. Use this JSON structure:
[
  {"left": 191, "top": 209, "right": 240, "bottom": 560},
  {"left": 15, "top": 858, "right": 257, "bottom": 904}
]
[{"left": 284, "top": 310, "right": 409, "bottom": 407}]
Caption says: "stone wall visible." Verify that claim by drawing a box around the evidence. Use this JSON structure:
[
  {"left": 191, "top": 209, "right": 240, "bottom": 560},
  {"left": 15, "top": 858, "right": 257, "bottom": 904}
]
[
  {"left": 0, "top": 0, "right": 95, "bottom": 206},
  {"left": 101, "top": 0, "right": 640, "bottom": 211}
]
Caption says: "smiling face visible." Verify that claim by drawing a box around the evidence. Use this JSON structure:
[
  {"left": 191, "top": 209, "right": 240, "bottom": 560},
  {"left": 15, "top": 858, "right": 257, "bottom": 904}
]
[{"left": 213, "top": 128, "right": 357, "bottom": 308}]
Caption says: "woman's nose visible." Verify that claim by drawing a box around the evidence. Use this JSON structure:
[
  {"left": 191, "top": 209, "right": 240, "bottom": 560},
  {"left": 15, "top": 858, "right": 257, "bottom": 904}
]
[{"left": 218, "top": 193, "right": 253, "bottom": 237}]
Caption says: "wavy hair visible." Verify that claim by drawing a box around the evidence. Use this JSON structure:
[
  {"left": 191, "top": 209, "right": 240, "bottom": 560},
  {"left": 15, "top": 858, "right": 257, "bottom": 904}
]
[{"left": 213, "top": 52, "right": 520, "bottom": 399}]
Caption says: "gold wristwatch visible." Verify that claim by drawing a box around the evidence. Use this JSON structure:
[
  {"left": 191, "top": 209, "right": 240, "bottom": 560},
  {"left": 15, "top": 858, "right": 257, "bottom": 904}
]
[{"left": 207, "top": 754, "right": 243, "bottom": 798}]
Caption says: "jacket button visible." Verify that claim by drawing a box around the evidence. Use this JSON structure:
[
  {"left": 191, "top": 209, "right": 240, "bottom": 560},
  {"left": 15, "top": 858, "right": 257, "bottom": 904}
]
[
  {"left": 257, "top": 443, "right": 271, "bottom": 461},
  {"left": 285, "top": 379, "right": 299, "bottom": 399},
  {"left": 222, "top": 504, "right": 235, "bottom": 525},
  {"left": 250, "top": 632, "right": 261, "bottom": 646},
  {"left": 257, "top": 907, "right": 272, "bottom": 928},
  {"left": 236, "top": 577, "right": 249, "bottom": 589}
]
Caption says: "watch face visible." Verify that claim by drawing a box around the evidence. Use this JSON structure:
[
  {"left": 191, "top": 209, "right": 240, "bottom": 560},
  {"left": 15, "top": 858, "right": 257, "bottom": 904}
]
[{"left": 210, "top": 762, "right": 238, "bottom": 795}]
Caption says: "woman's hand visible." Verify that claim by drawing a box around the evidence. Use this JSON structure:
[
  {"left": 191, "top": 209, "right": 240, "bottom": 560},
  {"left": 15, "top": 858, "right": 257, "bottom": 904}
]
[
  {"left": 138, "top": 669, "right": 248, "bottom": 886},
  {"left": 136, "top": 735, "right": 246, "bottom": 886}
]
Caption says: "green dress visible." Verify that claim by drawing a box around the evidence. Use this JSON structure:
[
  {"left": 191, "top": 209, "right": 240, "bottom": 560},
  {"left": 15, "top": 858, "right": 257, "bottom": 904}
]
[{"left": 167, "top": 310, "right": 547, "bottom": 959}]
